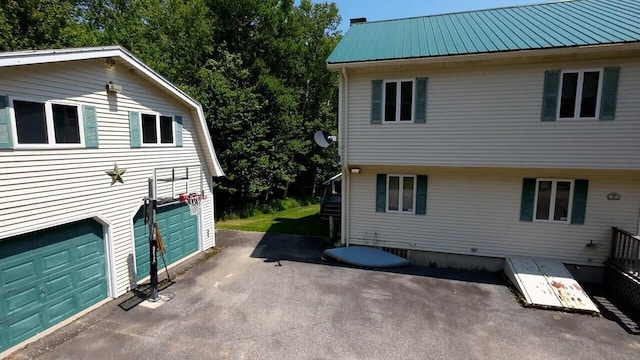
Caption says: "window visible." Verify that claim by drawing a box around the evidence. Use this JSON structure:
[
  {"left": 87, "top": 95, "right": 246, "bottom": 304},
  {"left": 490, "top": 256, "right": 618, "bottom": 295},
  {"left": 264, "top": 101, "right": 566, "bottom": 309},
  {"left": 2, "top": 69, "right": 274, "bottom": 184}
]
[
  {"left": 387, "top": 175, "right": 416, "bottom": 213},
  {"left": 384, "top": 80, "right": 413, "bottom": 122},
  {"left": 141, "top": 113, "right": 174, "bottom": 145},
  {"left": 558, "top": 70, "right": 602, "bottom": 119},
  {"left": 12, "top": 99, "right": 83, "bottom": 146},
  {"left": 533, "top": 179, "right": 573, "bottom": 222}
]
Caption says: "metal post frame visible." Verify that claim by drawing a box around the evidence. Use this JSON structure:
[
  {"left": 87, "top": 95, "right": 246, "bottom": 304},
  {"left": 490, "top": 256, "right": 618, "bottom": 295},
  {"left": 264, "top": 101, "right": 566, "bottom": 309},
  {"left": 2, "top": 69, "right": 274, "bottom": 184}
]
[{"left": 147, "top": 178, "right": 159, "bottom": 301}]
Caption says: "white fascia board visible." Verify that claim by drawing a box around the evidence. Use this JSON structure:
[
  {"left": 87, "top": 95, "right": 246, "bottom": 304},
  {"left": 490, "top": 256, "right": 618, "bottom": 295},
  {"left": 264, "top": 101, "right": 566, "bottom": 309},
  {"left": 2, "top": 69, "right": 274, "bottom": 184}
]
[
  {"left": 0, "top": 46, "right": 224, "bottom": 177},
  {"left": 326, "top": 42, "right": 640, "bottom": 71}
]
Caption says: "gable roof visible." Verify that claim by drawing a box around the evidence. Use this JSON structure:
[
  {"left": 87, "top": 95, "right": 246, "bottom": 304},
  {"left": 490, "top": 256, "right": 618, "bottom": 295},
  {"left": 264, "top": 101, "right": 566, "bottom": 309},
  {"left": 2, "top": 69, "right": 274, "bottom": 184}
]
[
  {"left": 327, "top": 0, "right": 640, "bottom": 66},
  {"left": 0, "top": 46, "right": 224, "bottom": 177}
]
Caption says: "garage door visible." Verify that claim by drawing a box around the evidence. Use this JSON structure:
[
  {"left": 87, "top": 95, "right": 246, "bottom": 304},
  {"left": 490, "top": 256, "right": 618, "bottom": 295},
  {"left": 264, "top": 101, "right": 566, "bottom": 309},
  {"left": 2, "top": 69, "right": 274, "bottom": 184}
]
[
  {"left": 133, "top": 203, "right": 197, "bottom": 280},
  {"left": 0, "top": 219, "right": 108, "bottom": 352}
]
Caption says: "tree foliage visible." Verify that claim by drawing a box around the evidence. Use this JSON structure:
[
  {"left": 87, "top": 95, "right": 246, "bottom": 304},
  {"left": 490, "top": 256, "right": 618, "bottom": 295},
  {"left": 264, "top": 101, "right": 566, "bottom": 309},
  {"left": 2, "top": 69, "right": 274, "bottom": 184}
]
[{"left": 0, "top": 0, "right": 342, "bottom": 215}]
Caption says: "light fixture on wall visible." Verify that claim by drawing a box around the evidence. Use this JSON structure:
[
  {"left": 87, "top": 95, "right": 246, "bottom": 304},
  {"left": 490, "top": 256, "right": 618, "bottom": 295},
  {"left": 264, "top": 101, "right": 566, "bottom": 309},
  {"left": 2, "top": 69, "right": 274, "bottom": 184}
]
[
  {"left": 105, "top": 81, "right": 123, "bottom": 94},
  {"left": 350, "top": 167, "right": 361, "bottom": 174},
  {"left": 607, "top": 192, "right": 621, "bottom": 200},
  {"left": 105, "top": 58, "right": 117, "bottom": 70}
]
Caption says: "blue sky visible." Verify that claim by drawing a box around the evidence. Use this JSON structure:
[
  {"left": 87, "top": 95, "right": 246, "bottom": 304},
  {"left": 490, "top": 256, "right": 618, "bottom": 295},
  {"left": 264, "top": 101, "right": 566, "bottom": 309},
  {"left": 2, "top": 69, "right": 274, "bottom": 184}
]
[{"left": 324, "top": 0, "right": 553, "bottom": 33}]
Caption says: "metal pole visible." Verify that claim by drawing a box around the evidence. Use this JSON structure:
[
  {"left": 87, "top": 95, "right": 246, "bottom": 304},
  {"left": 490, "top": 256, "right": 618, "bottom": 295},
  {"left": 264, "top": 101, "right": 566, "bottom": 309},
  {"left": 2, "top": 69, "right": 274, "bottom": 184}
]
[{"left": 147, "top": 178, "right": 159, "bottom": 301}]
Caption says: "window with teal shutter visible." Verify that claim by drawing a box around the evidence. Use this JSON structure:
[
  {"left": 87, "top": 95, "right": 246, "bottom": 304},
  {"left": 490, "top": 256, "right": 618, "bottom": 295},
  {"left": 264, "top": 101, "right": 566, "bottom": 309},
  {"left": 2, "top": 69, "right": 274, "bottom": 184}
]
[
  {"left": 376, "top": 174, "right": 386, "bottom": 212},
  {"left": 129, "top": 111, "right": 141, "bottom": 148},
  {"left": 571, "top": 180, "right": 588, "bottom": 224},
  {"left": 0, "top": 95, "right": 13, "bottom": 149},
  {"left": 175, "top": 115, "right": 183, "bottom": 147},
  {"left": 520, "top": 178, "right": 536, "bottom": 221},
  {"left": 371, "top": 80, "right": 383, "bottom": 124},
  {"left": 414, "top": 78, "right": 428, "bottom": 124},
  {"left": 521, "top": 178, "right": 588, "bottom": 224},
  {"left": 599, "top": 67, "right": 620, "bottom": 120},
  {"left": 82, "top": 105, "right": 99, "bottom": 148},
  {"left": 415, "top": 175, "right": 428, "bottom": 215},
  {"left": 541, "top": 70, "right": 560, "bottom": 121}
]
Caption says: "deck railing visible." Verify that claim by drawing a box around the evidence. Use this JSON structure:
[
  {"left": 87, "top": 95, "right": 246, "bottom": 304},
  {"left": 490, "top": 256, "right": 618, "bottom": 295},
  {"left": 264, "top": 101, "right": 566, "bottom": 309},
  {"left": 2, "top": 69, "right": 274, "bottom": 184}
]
[{"left": 610, "top": 227, "right": 640, "bottom": 280}]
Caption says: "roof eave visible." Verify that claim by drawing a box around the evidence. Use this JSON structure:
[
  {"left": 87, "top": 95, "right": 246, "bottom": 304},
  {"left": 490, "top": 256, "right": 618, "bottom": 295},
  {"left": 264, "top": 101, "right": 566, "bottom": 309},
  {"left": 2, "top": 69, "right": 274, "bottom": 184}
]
[{"left": 326, "top": 42, "right": 640, "bottom": 71}]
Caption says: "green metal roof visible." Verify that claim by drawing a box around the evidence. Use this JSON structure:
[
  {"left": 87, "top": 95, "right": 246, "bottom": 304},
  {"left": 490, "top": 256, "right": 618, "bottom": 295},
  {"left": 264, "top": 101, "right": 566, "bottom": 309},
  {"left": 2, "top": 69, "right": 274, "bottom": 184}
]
[{"left": 327, "top": 0, "right": 640, "bottom": 64}]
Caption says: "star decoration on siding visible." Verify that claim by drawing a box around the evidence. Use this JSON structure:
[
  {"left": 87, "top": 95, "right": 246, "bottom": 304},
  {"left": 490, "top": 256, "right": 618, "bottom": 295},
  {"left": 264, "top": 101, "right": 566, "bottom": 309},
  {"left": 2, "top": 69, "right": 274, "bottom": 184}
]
[{"left": 106, "top": 163, "right": 126, "bottom": 185}]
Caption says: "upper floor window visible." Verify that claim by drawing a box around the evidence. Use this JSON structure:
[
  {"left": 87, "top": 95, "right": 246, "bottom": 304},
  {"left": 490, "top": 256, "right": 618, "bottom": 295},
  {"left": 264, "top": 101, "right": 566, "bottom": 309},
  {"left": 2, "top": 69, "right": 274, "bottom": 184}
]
[
  {"left": 371, "top": 78, "right": 428, "bottom": 124},
  {"left": 12, "top": 99, "right": 83, "bottom": 146},
  {"left": 141, "top": 113, "right": 174, "bottom": 145},
  {"left": 541, "top": 67, "right": 619, "bottom": 122},
  {"left": 384, "top": 80, "right": 413, "bottom": 122},
  {"left": 558, "top": 70, "right": 602, "bottom": 119}
]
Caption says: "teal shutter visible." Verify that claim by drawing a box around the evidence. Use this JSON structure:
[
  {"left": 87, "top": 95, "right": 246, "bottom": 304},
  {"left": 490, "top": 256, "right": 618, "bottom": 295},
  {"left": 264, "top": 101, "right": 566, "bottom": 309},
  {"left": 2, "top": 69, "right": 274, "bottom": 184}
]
[
  {"left": 599, "top": 67, "right": 620, "bottom": 121},
  {"left": 371, "top": 80, "right": 383, "bottom": 124},
  {"left": 520, "top": 178, "right": 536, "bottom": 221},
  {"left": 129, "top": 111, "right": 141, "bottom": 148},
  {"left": 376, "top": 174, "right": 387, "bottom": 212},
  {"left": 415, "top": 175, "right": 428, "bottom": 215},
  {"left": 0, "top": 95, "right": 13, "bottom": 149},
  {"left": 571, "top": 180, "right": 589, "bottom": 225},
  {"left": 414, "top": 78, "right": 428, "bottom": 124},
  {"left": 541, "top": 70, "right": 560, "bottom": 121},
  {"left": 82, "top": 105, "right": 99, "bottom": 148},
  {"left": 175, "top": 115, "right": 183, "bottom": 147}
]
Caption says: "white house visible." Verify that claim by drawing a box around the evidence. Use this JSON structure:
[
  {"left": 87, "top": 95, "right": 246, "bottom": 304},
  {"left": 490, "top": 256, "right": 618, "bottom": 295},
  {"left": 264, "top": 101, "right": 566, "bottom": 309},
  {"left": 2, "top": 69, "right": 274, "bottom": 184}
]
[
  {"left": 327, "top": 0, "right": 640, "bottom": 278},
  {"left": 0, "top": 46, "right": 223, "bottom": 353}
]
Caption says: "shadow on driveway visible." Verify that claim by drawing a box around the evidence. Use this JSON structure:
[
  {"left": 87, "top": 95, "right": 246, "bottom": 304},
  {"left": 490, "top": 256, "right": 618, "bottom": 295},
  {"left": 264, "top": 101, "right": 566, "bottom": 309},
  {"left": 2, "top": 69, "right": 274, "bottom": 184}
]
[{"left": 244, "top": 230, "right": 640, "bottom": 335}]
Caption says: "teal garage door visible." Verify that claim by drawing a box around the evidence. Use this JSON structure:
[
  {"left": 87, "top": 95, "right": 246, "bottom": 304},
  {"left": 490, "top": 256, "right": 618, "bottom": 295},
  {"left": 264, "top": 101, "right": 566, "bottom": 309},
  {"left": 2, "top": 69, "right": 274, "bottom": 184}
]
[
  {"left": 133, "top": 203, "right": 198, "bottom": 280},
  {"left": 0, "top": 219, "right": 107, "bottom": 352}
]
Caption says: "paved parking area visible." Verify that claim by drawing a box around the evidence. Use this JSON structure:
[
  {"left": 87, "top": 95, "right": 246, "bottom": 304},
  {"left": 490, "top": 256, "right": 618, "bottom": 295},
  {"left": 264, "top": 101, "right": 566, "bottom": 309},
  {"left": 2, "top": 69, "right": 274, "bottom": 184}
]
[{"left": 8, "top": 230, "right": 640, "bottom": 360}]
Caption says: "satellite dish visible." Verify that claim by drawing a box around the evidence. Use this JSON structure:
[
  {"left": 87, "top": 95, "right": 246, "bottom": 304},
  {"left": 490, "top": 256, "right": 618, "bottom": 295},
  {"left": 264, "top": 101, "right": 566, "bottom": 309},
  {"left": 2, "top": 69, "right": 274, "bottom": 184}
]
[{"left": 314, "top": 130, "right": 337, "bottom": 148}]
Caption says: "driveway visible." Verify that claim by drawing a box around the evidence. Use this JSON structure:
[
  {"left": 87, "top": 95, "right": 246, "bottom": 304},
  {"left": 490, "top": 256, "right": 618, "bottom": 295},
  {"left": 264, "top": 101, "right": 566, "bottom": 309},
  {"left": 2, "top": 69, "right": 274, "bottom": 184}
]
[{"left": 8, "top": 230, "right": 640, "bottom": 360}]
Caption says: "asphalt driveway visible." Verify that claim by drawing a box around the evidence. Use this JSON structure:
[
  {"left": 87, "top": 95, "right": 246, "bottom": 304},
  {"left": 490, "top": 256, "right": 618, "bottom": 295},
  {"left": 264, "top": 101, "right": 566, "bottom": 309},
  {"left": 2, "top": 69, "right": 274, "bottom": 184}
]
[{"left": 8, "top": 230, "right": 640, "bottom": 360}]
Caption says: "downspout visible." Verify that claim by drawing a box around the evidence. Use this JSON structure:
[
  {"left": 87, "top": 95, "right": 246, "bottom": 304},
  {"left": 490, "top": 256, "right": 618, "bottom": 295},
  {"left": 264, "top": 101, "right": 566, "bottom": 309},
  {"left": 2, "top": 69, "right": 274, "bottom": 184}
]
[{"left": 340, "top": 67, "right": 349, "bottom": 246}]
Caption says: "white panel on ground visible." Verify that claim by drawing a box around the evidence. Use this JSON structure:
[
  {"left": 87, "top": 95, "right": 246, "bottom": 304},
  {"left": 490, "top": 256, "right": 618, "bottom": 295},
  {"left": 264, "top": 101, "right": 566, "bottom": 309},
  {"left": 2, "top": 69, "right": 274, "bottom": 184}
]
[{"left": 504, "top": 257, "right": 599, "bottom": 313}]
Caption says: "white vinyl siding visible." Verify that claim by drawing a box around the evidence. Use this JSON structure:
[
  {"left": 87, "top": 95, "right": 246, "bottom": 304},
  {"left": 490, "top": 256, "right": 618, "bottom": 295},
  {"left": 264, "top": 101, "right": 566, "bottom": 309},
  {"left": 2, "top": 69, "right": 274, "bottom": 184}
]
[
  {"left": 347, "top": 166, "right": 640, "bottom": 266},
  {"left": 344, "top": 57, "right": 640, "bottom": 169},
  {"left": 0, "top": 59, "right": 217, "bottom": 297}
]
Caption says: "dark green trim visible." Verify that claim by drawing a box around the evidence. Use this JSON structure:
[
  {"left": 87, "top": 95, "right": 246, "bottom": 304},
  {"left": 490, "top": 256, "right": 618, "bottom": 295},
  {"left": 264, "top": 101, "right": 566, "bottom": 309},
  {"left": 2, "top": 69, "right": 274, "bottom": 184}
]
[
  {"left": 520, "top": 178, "right": 536, "bottom": 221},
  {"left": 599, "top": 67, "right": 620, "bottom": 121},
  {"left": 82, "top": 105, "right": 99, "bottom": 148},
  {"left": 0, "top": 95, "right": 13, "bottom": 149},
  {"left": 376, "top": 174, "right": 386, "bottom": 212},
  {"left": 175, "top": 115, "right": 183, "bottom": 147},
  {"left": 541, "top": 70, "right": 560, "bottom": 121},
  {"left": 571, "top": 180, "right": 589, "bottom": 224},
  {"left": 371, "top": 80, "right": 383, "bottom": 124},
  {"left": 414, "top": 78, "right": 428, "bottom": 123},
  {"left": 415, "top": 175, "right": 428, "bottom": 215},
  {"left": 128, "top": 111, "right": 141, "bottom": 148}
]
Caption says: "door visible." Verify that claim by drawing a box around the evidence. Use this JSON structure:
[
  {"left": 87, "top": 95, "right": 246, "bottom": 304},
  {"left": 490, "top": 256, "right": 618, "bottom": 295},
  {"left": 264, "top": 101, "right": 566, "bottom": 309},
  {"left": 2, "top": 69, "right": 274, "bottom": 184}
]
[
  {"left": 133, "top": 203, "right": 198, "bottom": 280},
  {"left": 0, "top": 219, "right": 108, "bottom": 352}
]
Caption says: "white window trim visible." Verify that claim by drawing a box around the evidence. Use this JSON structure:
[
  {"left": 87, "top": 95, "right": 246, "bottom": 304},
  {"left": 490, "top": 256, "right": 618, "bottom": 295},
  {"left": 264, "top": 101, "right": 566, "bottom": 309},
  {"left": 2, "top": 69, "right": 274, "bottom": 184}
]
[
  {"left": 556, "top": 68, "right": 603, "bottom": 121},
  {"left": 533, "top": 178, "right": 574, "bottom": 223},
  {"left": 382, "top": 79, "right": 415, "bottom": 123},
  {"left": 140, "top": 112, "right": 175, "bottom": 147},
  {"left": 386, "top": 174, "right": 417, "bottom": 214},
  {"left": 9, "top": 97, "right": 86, "bottom": 149}
]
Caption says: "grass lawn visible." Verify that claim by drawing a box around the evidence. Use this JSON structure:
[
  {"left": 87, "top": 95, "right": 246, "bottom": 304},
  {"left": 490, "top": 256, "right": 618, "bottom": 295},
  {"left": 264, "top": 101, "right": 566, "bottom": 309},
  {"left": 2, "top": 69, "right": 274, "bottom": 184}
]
[{"left": 216, "top": 204, "right": 331, "bottom": 237}]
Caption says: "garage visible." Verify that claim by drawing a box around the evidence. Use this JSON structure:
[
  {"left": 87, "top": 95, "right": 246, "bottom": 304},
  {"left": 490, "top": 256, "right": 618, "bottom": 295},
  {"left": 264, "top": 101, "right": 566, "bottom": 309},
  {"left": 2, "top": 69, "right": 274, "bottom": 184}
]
[
  {"left": 133, "top": 203, "right": 198, "bottom": 281},
  {"left": 0, "top": 219, "right": 108, "bottom": 352}
]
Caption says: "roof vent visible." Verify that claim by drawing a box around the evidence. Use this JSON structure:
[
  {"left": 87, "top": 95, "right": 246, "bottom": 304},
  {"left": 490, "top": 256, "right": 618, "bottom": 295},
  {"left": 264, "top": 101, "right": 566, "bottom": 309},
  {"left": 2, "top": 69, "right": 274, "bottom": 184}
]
[{"left": 349, "top": 17, "right": 367, "bottom": 26}]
